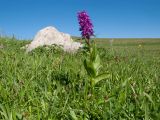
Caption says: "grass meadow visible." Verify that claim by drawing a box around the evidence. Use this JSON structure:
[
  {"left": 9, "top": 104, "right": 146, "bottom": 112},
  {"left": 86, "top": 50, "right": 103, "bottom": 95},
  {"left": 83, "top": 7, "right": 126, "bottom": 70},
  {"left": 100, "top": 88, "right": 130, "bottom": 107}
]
[{"left": 0, "top": 37, "right": 160, "bottom": 119}]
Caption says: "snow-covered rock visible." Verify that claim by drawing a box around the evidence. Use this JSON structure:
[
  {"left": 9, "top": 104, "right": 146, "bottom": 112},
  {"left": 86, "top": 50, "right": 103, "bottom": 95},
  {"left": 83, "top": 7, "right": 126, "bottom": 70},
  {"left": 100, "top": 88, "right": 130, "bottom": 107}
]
[
  {"left": 61, "top": 32, "right": 73, "bottom": 42},
  {"left": 25, "top": 26, "right": 82, "bottom": 52},
  {"left": 63, "top": 41, "right": 82, "bottom": 53}
]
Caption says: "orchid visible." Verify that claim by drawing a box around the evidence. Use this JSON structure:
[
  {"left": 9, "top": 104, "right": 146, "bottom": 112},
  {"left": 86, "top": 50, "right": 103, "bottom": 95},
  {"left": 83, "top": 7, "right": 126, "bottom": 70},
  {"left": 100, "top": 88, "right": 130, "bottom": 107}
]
[{"left": 77, "top": 11, "right": 110, "bottom": 95}]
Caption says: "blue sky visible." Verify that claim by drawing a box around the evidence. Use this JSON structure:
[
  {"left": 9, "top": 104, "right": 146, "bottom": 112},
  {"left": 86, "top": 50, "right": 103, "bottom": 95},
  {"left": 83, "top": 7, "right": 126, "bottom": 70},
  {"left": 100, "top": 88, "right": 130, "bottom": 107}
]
[{"left": 0, "top": 0, "right": 160, "bottom": 39}]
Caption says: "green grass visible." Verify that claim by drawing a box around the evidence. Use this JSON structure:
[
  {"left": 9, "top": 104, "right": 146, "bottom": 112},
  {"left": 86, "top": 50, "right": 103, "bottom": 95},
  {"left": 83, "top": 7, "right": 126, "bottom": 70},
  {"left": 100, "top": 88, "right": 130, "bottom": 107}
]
[{"left": 0, "top": 37, "right": 160, "bottom": 119}]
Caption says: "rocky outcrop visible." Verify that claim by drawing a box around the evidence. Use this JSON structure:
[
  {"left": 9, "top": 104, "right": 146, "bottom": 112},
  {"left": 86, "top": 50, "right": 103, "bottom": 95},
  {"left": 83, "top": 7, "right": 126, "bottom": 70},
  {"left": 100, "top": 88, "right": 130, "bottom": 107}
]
[{"left": 25, "top": 26, "right": 82, "bottom": 52}]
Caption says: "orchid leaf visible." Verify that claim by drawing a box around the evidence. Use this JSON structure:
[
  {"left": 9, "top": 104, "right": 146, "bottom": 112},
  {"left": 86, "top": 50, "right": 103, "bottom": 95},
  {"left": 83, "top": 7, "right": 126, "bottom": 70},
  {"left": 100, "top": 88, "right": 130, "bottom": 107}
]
[
  {"left": 94, "top": 73, "right": 110, "bottom": 85},
  {"left": 84, "top": 59, "right": 96, "bottom": 77},
  {"left": 93, "top": 54, "right": 101, "bottom": 71}
]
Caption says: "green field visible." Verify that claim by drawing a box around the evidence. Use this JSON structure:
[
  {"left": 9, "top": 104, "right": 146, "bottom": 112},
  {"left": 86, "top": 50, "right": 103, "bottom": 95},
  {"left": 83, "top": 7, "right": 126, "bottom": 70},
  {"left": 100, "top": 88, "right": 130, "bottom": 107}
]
[{"left": 0, "top": 37, "right": 160, "bottom": 119}]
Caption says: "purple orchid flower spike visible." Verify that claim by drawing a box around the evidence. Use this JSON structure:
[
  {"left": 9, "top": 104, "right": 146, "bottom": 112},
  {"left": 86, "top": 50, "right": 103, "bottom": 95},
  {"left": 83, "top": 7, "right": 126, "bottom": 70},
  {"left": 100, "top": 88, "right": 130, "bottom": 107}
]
[{"left": 78, "top": 11, "right": 94, "bottom": 45}]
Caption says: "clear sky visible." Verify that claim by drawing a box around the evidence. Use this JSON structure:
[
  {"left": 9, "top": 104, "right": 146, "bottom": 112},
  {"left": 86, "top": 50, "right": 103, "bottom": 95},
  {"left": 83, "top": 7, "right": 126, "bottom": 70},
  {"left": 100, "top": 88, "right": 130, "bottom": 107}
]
[{"left": 0, "top": 0, "right": 160, "bottom": 39}]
